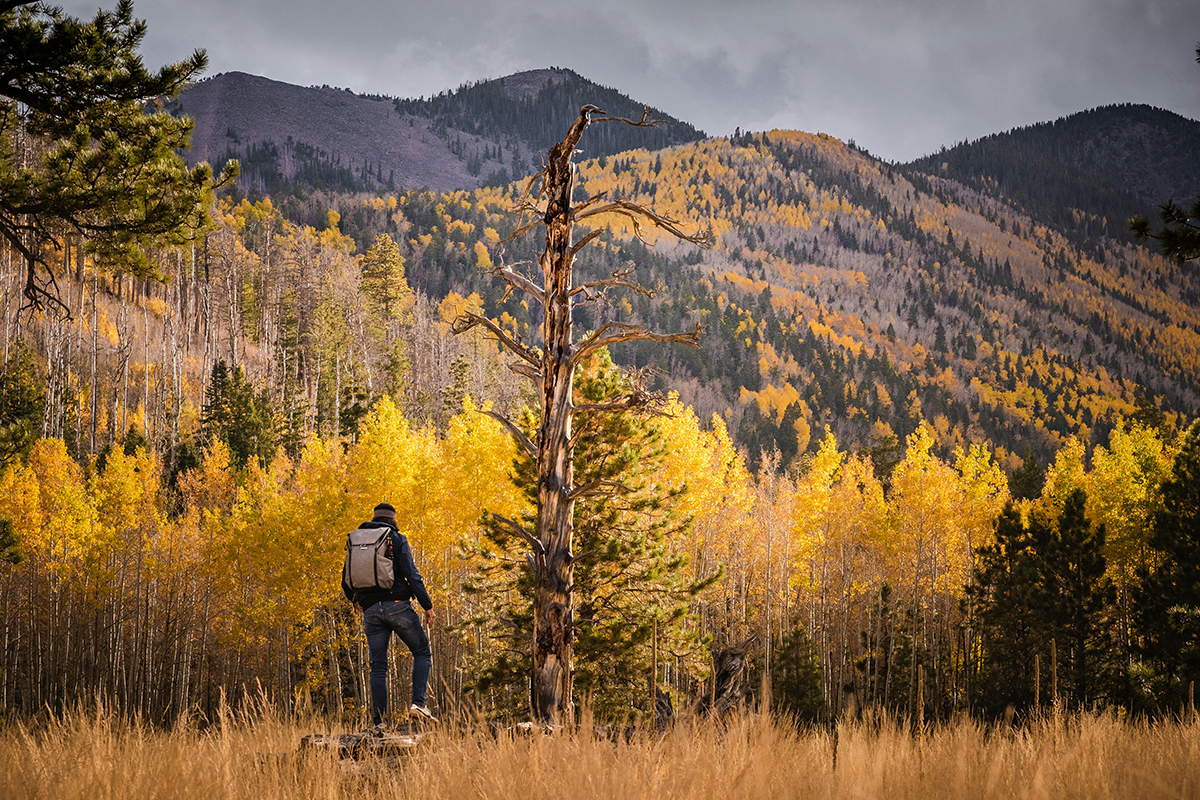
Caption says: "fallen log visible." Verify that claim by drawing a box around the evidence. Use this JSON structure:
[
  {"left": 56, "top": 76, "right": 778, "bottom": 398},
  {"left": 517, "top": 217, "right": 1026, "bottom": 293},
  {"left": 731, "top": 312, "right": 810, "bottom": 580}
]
[{"left": 299, "top": 729, "right": 429, "bottom": 759}]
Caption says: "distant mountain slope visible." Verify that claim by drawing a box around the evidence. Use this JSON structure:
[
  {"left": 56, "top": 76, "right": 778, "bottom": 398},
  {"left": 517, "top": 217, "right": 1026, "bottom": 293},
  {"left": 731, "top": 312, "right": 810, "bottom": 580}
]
[
  {"left": 393, "top": 67, "right": 705, "bottom": 163},
  {"left": 169, "top": 71, "right": 472, "bottom": 191},
  {"left": 169, "top": 68, "right": 704, "bottom": 194},
  {"left": 905, "top": 104, "right": 1200, "bottom": 249}
]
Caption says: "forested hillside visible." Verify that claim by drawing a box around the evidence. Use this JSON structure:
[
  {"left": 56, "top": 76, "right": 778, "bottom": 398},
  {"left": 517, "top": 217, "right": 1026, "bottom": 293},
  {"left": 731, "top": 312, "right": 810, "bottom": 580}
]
[
  {"left": 165, "top": 127, "right": 1193, "bottom": 471},
  {"left": 9, "top": 123, "right": 1196, "bottom": 474}
]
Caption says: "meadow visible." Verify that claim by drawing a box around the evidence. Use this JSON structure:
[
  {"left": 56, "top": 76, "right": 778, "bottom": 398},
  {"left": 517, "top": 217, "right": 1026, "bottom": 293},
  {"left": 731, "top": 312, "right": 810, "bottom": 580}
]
[{"left": 2, "top": 705, "right": 1197, "bottom": 800}]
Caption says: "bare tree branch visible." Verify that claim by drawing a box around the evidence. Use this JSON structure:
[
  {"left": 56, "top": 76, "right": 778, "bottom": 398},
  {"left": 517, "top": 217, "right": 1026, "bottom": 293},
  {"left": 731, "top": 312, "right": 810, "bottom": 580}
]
[
  {"left": 590, "top": 105, "right": 667, "bottom": 129},
  {"left": 479, "top": 409, "right": 537, "bottom": 458},
  {"left": 569, "top": 264, "right": 650, "bottom": 301},
  {"left": 502, "top": 217, "right": 545, "bottom": 244},
  {"left": 575, "top": 200, "right": 711, "bottom": 248},
  {"left": 452, "top": 311, "right": 541, "bottom": 367},
  {"left": 567, "top": 548, "right": 601, "bottom": 565},
  {"left": 571, "top": 190, "right": 610, "bottom": 216},
  {"left": 506, "top": 361, "right": 540, "bottom": 383},
  {"left": 492, "top": 512, "right": 544, "bottom": 556},
  {"left": 572, "top": 320, "right": 704, "bottom": 367},
  {"left": 567, "top": 228, "right": 605, "bottom": 261},
  {"left": 496, "top": 264, "right": 545, "bottom": 304},
  {"left": 571, "top": 367, "right": 679, "bottom": 423},
  {"left": 1, "top": 225, "right": 72, "bottom": 317}
]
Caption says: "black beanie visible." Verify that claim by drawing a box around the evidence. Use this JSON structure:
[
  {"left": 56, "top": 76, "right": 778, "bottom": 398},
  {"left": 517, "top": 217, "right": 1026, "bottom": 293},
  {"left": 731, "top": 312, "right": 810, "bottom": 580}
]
[{"left": 373, "top": 502, "right": 397, "bottom": 522}]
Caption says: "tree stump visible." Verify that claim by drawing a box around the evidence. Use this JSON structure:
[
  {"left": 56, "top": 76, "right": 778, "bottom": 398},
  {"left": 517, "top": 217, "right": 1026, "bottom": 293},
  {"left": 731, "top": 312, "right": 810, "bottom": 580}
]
[{"left": 696, "top": 636, "right": 757, "bottom": 716}]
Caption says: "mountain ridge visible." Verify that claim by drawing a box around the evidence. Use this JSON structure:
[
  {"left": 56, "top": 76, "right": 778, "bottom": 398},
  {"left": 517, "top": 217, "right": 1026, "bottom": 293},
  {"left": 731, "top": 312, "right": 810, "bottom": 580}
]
[
  {"left": 904, "top": 104, "right": 1200, "bottom": 249},
  {"left": 169, "top": 67, "right": 705, "bottom": 195}
]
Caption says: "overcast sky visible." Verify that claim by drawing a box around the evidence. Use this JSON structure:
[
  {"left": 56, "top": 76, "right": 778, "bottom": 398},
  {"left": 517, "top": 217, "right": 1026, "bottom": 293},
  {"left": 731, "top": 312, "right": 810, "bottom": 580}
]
[{"left": 64, "top": 0, "right": 1200, "bottom": 162}]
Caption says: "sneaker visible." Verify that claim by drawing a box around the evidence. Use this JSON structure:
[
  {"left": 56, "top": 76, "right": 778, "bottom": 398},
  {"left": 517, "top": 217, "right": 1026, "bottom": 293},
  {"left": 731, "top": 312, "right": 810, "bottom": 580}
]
[
  {"left": 369, "top": 722, "right": 388, "bottom": 737},
  {"left": 409, "top": 704, "right": 438, "bottom": 723}
]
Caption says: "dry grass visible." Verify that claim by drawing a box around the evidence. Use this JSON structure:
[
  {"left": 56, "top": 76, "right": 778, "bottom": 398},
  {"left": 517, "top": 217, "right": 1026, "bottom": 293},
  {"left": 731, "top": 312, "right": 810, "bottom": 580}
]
[{"left": 2, "top": 705, "right": 1198, "bottom": 800}]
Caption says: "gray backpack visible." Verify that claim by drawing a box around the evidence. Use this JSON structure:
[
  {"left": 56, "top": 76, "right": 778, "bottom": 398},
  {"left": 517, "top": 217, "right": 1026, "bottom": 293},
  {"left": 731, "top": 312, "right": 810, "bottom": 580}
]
[{"left": 344, "top": 527, "right": 395, "bottom": 591}]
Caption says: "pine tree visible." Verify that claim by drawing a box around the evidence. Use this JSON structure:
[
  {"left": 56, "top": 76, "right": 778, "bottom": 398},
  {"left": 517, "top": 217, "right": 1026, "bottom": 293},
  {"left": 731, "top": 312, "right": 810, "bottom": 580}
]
[
  {"left": 201, "top": 360, "right": 276, "bottom": 468},
  {"left": 0, "top": 344, "right": 45, "bottom": 465},
  {"left": 972, "top": 490, "right": 1114, "bottom": 714},
  {"left": 359, "top": 233, "right": 411, "bottom": 317},
  {"left": 1135, "top": 420, "right": 1200, "bottom": 707},
  {"left": 970, "top": 502, "right": 1050, "bottom": 716},
  {"left": 1010, "top": 444, "right": 1045, "bottom": 501},
  {"left": 1044, "top": 489, "right": 1115, "bottom": 707},
  {"left": 466, "top": 351, "right": 714, "bottom": 719},
  {"left": 0, "top": 0, "right": 237, "bottom": 309},
  {"left": 0, "top": 517, "right": 22, "bottom": 565},
  {"left": 771, "top": 621, "right": 824, "bottom": 722},
  {"left": 1128, "top": 47, "right": 1200, "bottom": 266}
]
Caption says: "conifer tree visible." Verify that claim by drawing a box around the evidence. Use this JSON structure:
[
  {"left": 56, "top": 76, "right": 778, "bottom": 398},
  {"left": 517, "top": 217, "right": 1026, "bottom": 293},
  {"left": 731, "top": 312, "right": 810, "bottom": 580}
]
[
  {"left": 0, "top": 344, "right": 44, "bottom": 465},
  {"left": 0, "top": 516, "right": 21, "bottom": 564},
  {"left": 972, "top": 488, "right": 1115, "bottom": 714},
  {"left": 1010, "top": 444, "right": 1045, "bottom": 501},
  {"left": 970, "top": 502, "right": 1051, "bottom": 715},
  {"left": 1044, "top": 489, "right": 1115, "bottom": 707},
  {"left": 0, "top": 0, "right": 236, "bottom": 310},
  {"left": 561, "top": 351, "right": 716, "bottom": 714},
  {"left": 1129, "top": 47, "right": 1200, "bottom": 266},
  {"left": 201, "top": 360, "right": 276, "bottom": 468},
  {"left": 359, "top": 232, "right": 411, "bottom": 317},
  {"left": 1135, "top": 420, "right": 1200, "bottom": 707},
  {"left": 467, "top": 351, "right": 713, "bottom": 718},
  {"left": 771, "top": 621, "right": 824, "bottom": 721}
]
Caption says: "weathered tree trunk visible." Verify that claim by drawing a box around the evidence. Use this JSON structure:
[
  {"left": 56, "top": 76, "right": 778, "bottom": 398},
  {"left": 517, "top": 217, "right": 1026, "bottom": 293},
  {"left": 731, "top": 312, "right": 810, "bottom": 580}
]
[
  {"left": 455, "top": 106, "right": 706, "bottom": 723},
  {"left": 528, "top": 111, "right": 591, "bottom": 722}
]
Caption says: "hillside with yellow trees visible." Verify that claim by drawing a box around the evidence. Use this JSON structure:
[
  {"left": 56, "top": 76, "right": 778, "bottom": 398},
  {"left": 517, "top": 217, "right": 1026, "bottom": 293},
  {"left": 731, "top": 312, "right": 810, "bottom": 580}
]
[{"left": 2, "top": 105, "right": 1199, "bottom": 723}]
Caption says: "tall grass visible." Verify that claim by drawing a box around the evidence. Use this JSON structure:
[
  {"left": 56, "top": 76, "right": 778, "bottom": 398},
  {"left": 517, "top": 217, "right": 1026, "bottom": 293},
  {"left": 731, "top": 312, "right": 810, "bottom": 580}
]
[{"left": 2, "top": 704, "right": 1197, "bottom": 799}]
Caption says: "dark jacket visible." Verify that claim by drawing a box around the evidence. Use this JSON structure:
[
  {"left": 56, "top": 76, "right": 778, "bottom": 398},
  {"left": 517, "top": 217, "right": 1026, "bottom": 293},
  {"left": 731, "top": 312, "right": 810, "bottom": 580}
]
[{"left": 342, "top": 519, "right": 433, "bottom": 611}]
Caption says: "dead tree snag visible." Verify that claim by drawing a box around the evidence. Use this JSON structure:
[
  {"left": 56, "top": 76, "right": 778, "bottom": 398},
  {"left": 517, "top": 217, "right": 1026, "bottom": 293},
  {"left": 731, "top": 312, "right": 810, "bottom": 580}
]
[{"left": 454, "top": 105, "right": 708, "bottom": 722}]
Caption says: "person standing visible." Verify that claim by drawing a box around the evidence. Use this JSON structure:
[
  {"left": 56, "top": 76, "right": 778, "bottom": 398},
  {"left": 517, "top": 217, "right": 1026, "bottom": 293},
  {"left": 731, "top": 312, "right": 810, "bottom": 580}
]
[{"left": 342, "top": 502, "right": 437, "bottom": 726}]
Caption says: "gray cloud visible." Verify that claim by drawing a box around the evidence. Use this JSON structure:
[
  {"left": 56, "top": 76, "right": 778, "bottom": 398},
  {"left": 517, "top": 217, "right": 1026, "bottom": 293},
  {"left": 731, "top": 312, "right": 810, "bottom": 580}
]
[{"left": 62, "top": 0, "right": 1200, "bottom": 162}]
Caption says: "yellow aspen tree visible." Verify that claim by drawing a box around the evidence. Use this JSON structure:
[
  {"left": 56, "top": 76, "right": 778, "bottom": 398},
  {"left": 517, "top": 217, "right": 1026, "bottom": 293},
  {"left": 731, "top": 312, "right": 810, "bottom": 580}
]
[
  {"left": 1087, "top": 419, "right": 1176, "bottom": 665},
  {"left": 1034, "top": 436, "right": 1088, "bottom": 525},
  {"left": 889, "top": 424, "right": 975, "bottom": 712},
  {"left": 1088, "top": 420, "right": 1175, "bottom": 582},
  {"left": 27, "top": 439, "right": 101, "bottom": 577}
]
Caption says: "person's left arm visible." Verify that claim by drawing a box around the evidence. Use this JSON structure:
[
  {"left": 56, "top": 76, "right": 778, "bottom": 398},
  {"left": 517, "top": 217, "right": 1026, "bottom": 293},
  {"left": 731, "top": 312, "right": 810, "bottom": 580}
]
[{"left": 394, "top": 532, "right": 434, "bottom": 612}]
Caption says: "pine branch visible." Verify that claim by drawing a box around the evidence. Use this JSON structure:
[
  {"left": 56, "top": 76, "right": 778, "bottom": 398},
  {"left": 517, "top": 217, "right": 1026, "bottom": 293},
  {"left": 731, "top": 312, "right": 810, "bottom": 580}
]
[
  {"left": 568, "top": 479, "right": 633, "bottom": 500},
  {"left": 491, "top": 512, "right": 544, "bottom": 556}
]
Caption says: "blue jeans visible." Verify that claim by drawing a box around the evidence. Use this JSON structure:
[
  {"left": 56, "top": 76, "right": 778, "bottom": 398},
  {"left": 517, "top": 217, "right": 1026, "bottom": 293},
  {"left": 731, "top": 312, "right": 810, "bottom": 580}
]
[{"left": 364, "top": 600, "right": 431, "bottom": 724}]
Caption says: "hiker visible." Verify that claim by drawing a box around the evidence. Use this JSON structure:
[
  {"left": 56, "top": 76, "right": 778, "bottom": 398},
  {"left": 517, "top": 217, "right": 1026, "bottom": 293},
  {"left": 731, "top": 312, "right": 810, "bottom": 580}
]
[{"left": 342, "top": 502, "right": 437, "bottom": 726}]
